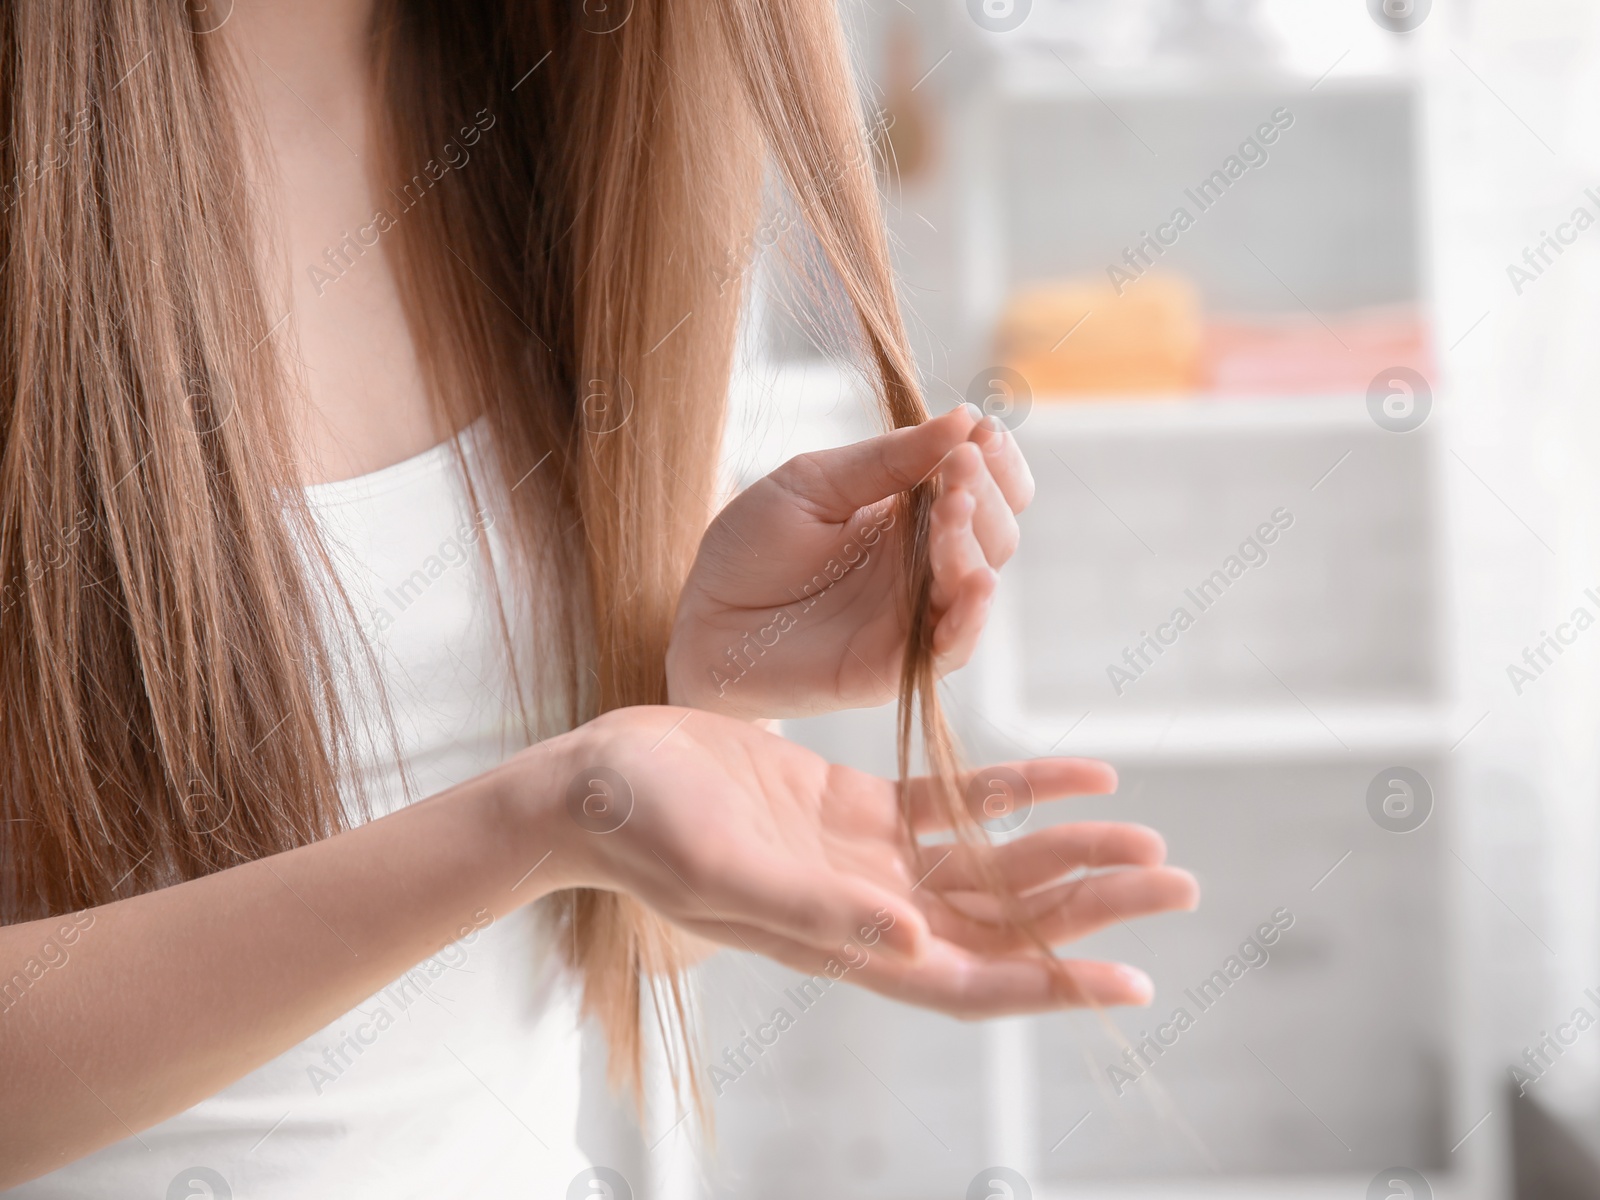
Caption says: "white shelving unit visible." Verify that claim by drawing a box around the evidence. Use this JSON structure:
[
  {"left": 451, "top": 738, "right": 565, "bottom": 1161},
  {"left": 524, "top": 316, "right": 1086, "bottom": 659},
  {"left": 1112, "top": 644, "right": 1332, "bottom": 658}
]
[
  {"left": 974, "top": 698, "right": 1451, "bottom": 764},
  {"left": 1008, "top": 393, "right": 1386, "bottom": 433},
  {"left": 948, "top": 395, "right": 1453, "bottom": 1193},
  {"left": 936, "top": 42, "right": 1456, "bottom": 1197},
  {"left": 1014, "top": 1174, "right": 1473, "bottom": 1200}
]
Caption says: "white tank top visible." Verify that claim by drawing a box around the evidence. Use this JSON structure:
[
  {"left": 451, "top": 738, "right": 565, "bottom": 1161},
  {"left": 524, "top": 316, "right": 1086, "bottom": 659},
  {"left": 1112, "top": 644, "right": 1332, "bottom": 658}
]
[{"left": 8, "top": 421, "right": 590, "bottom": 1199}]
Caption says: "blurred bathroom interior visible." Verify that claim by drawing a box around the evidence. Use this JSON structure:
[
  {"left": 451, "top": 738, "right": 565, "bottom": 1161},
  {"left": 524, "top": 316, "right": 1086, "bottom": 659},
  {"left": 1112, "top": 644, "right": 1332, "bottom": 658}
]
[{"left": 585, "top": 2, "right": 1600, "bottom": 1197}]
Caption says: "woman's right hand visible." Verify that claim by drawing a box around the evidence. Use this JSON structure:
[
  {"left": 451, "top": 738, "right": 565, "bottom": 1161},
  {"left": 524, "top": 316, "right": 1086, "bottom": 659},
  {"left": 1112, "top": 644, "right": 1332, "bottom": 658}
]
[{"left": 533, "top": 707, "right": 1199, "bottom": 1016}]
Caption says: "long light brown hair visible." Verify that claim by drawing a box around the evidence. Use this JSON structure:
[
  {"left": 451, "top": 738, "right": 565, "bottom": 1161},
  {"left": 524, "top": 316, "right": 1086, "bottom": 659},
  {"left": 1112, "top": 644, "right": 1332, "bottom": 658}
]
[{"left": 0, "top": 0, "right": 961, "bottom": 1106}]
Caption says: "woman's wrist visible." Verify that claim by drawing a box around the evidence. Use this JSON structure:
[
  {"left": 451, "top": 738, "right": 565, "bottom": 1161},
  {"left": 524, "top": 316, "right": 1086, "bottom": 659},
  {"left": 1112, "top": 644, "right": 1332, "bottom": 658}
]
[
  {"left": 485, "top": 728, "right": 598, "bottom": 900},
  {"left": 663, "top": 634, "right": 715, "bottom": 710},
  {"left": 491, "top": 711, "right": 646, "bottom": 898},
  {"left": 664, "top": 626, "right": 775, "bottom": 720}
]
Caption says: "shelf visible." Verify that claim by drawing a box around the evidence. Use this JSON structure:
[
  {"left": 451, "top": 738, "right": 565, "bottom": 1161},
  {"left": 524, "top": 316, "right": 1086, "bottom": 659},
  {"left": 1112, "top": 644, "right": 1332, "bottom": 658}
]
[
  {"left": 986, "top": 55, "right": 1418, "bottom": 104},
  {"left": 1011, "top": 393, "right": 1384, "bottom": 436},
  {"left": 736, "top": 367, "right": 1392, "bottom": 438},
  {"left": 965, "top": 701, "right": 1453, "bottom": 764},
  {"left": 1027, "top": 1174, "right": 1467, "bottom": 1200}
]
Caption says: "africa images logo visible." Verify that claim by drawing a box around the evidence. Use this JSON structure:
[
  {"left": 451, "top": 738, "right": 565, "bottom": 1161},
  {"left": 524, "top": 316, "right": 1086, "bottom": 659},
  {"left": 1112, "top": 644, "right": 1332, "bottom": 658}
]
[
  {"left": 968, "top": 1166, "right": 1031, "bottom": 1200},
  {"left": 167, "top": 1168, "right": 231, "bottom": 1200},
  {"left": 568, "top": 1166, "right": 633, "bottom": 1200},
  {"left": 967, "top": 0, "right": 1030, "bottom": 35}
]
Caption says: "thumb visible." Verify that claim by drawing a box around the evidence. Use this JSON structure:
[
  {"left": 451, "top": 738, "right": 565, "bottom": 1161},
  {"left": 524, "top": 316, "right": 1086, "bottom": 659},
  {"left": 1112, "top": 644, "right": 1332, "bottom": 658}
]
[{"left": 770, "top": 405, "right": 978, "bottom": 523}]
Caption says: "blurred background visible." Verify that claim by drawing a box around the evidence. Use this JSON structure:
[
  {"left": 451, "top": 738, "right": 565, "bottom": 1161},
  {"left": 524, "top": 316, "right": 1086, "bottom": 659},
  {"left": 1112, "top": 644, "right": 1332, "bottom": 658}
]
[{"left": 588, "top": 2, "right": 1600, "bottom": 1197}]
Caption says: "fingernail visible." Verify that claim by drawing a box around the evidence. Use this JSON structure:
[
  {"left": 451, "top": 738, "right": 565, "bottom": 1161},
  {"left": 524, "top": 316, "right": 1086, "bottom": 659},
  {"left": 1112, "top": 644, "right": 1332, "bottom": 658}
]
[
  {"left": 960, "top": 402, "right": 983, "bottom": 423},
  {"left": 981, "top": 414, "right": 1006, "bottom": 436},
  {"left": 1118, "top": 965, "right": 1154, "bottom": 1005}
]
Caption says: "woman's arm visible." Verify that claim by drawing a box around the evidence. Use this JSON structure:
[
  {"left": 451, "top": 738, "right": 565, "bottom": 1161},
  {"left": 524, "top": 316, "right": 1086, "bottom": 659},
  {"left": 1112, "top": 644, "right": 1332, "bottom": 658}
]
[
  {"left": 1, "top": 706, "right": 1194, "bottom": 1187},
  {"left": 0, "top": 731, "right": 584, "bottom": 1186}
]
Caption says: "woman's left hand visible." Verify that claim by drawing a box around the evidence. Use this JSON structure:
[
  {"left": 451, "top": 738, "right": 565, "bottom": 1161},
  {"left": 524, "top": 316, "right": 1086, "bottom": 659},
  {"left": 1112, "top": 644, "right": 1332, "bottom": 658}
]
[{"left": 666, "top": 405, "right": 1033, "bottom": 719}]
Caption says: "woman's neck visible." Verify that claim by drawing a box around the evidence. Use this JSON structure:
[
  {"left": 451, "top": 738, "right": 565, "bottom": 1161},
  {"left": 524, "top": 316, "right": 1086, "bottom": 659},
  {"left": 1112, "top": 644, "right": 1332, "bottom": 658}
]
[{"left": 220, "top": 0, "right": 444, "bottom": 487}]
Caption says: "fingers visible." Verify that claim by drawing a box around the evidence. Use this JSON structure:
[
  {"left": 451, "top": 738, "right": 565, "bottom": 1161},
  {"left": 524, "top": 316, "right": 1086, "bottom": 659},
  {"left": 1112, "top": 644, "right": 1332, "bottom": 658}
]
[
  {"left": 889, "top": 947, "right": 1154, "bottom": 1014},
  {"left": 925, "top": 866, "right": 1201, "bottom": 954},
  {"left": 905, "top": 758, "right": 1119, "bottom": 832},
  {"left": 672, "top": 916, "right": 1155, "bottom": 1016},
  {"left": 927, "top": 456, "right": 1008, "bottom": 670},
  {"left": 769, "top": 406, "right": 978, "bottom": 524},
  {"left": 922, "top": 821, "right": 1169, "bottom": 893},
  {"left": 967, "top": 414, "right": 1035, "bottom": 513},
  {"left": 928, "top": 480, "right": 997, "bottom": 673},
  {"left": 939, "top": 441, "right": 1019, "bottom": 568},
  {"left": 930, "top": 564, "right": 997, "bottom": 672},
  {"left": 928, "top": 484, "right": 987, "bottom": 611}
]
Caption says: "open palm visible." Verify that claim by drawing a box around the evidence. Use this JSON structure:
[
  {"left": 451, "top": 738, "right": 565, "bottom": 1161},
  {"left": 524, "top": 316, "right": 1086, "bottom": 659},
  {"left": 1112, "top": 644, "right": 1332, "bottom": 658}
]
[{"left": 564, "top": 708, "right": 1197, "bottom": 1017}]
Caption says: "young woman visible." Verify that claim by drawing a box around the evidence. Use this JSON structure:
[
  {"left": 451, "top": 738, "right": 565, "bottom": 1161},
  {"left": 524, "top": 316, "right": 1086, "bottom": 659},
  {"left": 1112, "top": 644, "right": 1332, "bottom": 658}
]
[{"left": 0, "top": 0, "right": 1199, "bottom": 1194}]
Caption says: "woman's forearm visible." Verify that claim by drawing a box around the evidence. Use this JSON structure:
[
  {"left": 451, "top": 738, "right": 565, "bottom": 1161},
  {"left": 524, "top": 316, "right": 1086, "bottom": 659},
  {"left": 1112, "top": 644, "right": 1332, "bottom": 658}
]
[{"left": 0, "top": 734, "right": 585, "bottom": 1187}]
